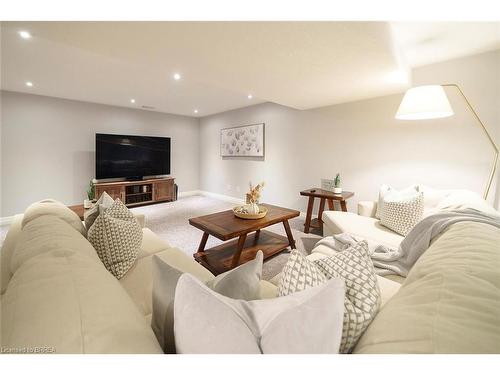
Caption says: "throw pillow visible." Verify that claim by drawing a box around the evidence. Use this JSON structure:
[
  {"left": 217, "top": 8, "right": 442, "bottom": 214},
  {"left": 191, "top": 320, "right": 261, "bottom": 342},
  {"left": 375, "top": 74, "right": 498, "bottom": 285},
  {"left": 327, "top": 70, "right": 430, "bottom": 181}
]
[
  {"left": 313, "top": 241, "right": 381, "bottom": 353},
  {"left": 87, "top": 199, "right": 142, "bottom": 279},
  {"left": 278, "top": 249, "right": 327, "bottom": 296},
  {"left": 375, "top": 184, "right": 419, "bottom": 219},
  {"left": 174, "top": 273, "right": 345, "bottom": 354},
  {"left": 379, "top": 192, "right": 424, "bottom": 236},
  {"left": 152, "top": 250, "right": 264, "bottom": 353},
  {"left": 84, "top": 191, "right": 114, "bottom": 230}
]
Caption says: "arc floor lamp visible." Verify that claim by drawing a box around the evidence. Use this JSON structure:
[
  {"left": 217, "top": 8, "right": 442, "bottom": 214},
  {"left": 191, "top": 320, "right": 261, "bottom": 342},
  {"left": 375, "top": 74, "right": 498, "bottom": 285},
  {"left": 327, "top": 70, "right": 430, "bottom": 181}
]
[{"left": 395, "top": 84, "right": 499, "bottom": 200}]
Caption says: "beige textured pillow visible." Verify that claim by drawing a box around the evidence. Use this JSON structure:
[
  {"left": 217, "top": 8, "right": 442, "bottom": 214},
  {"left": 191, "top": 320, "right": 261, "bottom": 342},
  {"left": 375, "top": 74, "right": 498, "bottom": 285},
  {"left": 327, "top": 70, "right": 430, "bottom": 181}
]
[
  {"left": 174, "top": 273, "right": 345, "bottom": 354},
  {"left": 314, "top": 241, "right": 381, "bottom": 353},
  {"left": 380, "top": 192, "right": 424, "bottom": 236},
  {"left": 87, "top": 199, "right": 141, "bottom": 279},
  {"left": 375, "top": 185, "right": 419, "bottom": 219},
  {"left": 152, "top": 251, "right": 263, "bottom": 353}
]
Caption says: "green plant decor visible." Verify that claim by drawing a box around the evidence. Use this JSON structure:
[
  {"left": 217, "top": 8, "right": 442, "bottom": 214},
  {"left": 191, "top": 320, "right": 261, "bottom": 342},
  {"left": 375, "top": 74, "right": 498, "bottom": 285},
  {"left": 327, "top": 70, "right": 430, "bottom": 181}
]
[
  {"left": 87, "top": 180, "right": 95, "bottom": 200},
  {"left": 334, "top": 173, "right": 341, "bottom": 188}
]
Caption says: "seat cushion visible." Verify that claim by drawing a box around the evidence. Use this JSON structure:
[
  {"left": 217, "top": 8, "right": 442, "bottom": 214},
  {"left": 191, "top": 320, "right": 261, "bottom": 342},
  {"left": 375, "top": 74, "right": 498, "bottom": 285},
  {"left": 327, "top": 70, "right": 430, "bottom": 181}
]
[
  {"left": 322, "top": 211, "right": 403, "bottom": 248},
  {"left": 354, "top": 221, "right": 500, "bottom": 353},
  {"left": 1, "top": 246, "right": 162, "bottom": 353},
  {"left": 119, "top": 228, "right": 174, "bottom": 316}
]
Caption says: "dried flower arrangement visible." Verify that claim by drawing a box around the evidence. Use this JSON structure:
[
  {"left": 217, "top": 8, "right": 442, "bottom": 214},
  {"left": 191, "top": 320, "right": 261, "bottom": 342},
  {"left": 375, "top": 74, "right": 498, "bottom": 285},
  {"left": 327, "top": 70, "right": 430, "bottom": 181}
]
[{"left": 246, "top": 181, "right": 265, "bottom": 204}]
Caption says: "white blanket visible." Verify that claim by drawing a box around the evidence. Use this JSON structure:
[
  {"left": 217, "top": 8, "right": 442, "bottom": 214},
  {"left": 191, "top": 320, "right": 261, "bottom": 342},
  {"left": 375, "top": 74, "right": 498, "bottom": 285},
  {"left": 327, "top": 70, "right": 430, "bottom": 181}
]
[{"left": 315, "top": 209, "right": 500, "bottom": 277}]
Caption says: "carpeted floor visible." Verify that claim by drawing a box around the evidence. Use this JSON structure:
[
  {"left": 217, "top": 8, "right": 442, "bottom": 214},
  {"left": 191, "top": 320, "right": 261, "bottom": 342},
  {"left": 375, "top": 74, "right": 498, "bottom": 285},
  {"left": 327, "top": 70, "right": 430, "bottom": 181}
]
[{"left": 0, "top": 195, "right": 323, "bottom": 281}]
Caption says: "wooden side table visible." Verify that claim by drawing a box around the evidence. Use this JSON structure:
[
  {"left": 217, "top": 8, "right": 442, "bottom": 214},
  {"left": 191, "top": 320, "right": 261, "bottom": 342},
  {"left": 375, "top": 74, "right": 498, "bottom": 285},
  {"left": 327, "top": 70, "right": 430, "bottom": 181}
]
[
  {"left": 68, "top": 204, "right": 90, "bottom": 221},
  {"left": 300, "top": 188, "right": 354, "bottom": 234}
]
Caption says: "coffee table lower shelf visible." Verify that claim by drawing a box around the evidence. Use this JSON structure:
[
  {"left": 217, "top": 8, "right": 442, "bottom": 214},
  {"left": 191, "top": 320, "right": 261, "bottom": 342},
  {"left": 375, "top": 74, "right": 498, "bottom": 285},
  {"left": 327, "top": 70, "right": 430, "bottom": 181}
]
[{"left": 193, "top": 230, "right": 290, "bottom": 275}]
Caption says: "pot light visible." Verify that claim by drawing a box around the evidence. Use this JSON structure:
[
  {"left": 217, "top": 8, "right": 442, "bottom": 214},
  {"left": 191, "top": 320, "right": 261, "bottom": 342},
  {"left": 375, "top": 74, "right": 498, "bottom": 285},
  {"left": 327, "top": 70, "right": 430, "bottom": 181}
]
[
  {"left": 173, "top": 73, "right": 181, "bottom": 81},
  {"left": 130, "top": 99, "right": 136, "bottom": 104},
  {"left": 25, "top": 81, "right": 33, "bottom": 87},
  {"left": 194, "top": 109, "right": 198, "bottom": 114},
  {"left": 19, "top": 31, "right": 31, "bottom": 39},
  {"left": 247, "top": 94, "right": 253, "bottom": 99}
]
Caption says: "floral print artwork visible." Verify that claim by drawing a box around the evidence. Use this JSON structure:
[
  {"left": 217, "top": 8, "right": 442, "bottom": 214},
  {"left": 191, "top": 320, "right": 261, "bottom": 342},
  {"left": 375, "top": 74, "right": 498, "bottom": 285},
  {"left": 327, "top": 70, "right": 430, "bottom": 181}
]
[{"left": 221, "top": 123, "right": 264, "bottom": 156}]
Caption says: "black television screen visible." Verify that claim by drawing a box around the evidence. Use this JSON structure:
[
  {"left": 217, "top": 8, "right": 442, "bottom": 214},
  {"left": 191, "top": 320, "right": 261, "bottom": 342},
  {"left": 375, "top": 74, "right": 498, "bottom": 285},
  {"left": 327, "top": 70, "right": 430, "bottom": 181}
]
[{"left": 96, "top": 133, "right": 171, "bottom": 179}]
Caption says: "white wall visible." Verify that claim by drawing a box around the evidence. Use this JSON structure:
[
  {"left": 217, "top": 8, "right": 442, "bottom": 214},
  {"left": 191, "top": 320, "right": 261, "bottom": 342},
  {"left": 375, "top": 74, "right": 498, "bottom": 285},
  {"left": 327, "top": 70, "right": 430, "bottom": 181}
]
[
  {"left": 1, "top": 91, "right": 200, "bottom": 216},
  {"left": 199, "top": 50, "right": 500, "bottom": 213}
]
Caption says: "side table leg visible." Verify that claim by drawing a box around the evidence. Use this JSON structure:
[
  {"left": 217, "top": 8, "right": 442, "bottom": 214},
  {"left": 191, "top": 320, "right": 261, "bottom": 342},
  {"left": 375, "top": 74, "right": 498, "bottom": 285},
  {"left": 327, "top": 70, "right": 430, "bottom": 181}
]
[
  {"left": 197, "top": 232, "right": 209, "bottom": 253},
  {"left": 304, "top": 196, "right": 315, "bottom": 234},
  {"left": 340, "top": 200, "right": 348, "bottom": 212},
  {"left": 318, "top": 197, "right": 326, "bottom": 226},
  {"left": 231, "top": 233, "right": 247, "bottom": 268},
  {"left": 327, "top": 198, "right": 335, "bottom": 210},
  {"left": 283, "top": 220, "right": 296, "bottom": 249}
]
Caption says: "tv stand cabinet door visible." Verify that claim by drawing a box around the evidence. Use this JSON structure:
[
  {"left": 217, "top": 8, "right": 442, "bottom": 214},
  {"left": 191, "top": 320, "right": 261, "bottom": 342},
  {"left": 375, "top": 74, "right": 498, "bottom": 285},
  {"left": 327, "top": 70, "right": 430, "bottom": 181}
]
[
  {"left": 153, "top": 180, "right": 173, "bottom": 201},
  {"left": 96, "top": 185, "right": 125, "bottom": 202}
]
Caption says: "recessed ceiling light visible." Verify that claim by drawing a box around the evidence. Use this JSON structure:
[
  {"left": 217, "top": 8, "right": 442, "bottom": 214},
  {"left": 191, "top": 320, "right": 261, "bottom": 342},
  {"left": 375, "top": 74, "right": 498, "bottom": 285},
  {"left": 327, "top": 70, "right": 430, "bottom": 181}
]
[
  {"left": 25, "top": 81, "right": 33, "bottom": 87},
  {"left": 247, "top": 94, "right": 253, "bottom": 99},
  {"left": 194, "top": 109, "right": 198, "bottom": 114},
  {"left": 19, "top": 31, "right": 31, "bottom": 39},
  {"left": 173, "top": 73, "right": 181, "bottom": 81},
  {"left": 130, "top": 99, "right": 136, "bottom": 104}
]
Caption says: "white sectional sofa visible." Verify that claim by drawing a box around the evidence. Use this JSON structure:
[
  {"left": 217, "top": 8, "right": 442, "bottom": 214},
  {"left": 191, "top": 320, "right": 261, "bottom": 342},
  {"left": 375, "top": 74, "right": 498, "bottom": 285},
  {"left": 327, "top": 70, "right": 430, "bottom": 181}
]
[{"left": 1, "top": 195, "right": 499, "bottom": 353}]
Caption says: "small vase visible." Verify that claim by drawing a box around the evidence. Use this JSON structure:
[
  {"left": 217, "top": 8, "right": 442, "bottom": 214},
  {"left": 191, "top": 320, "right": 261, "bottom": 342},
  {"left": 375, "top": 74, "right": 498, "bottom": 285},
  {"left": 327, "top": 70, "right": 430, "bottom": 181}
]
[
  {"left": 83, "top": 199, "right": 93, "bottom": 209},
  {"left": 333, "top": 187, "right": 343, "bottom": 194},
  {"left": 246, "top": 203, "right": 260, "bottom": 214}
]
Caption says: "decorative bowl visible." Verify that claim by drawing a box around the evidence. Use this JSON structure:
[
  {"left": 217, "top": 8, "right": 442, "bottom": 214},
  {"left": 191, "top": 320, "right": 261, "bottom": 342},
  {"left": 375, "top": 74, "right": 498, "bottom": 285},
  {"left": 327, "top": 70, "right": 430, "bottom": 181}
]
[{"left": 233, "top": 205, "right": 268, "bottom": 219}]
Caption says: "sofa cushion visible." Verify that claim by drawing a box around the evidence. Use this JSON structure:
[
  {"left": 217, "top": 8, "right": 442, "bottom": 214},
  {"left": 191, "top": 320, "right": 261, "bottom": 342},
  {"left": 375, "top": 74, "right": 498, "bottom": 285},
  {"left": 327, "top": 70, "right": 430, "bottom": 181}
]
[
  {"left": 322, "top": 211, "right": 403, "bottom": 248},
  {"left": 118, "top": 228, "right": 173, "bottom": 316},
  {"left": 84, "top": 191, "right": 114, "bottom": 229},
  {"left": 278, "top": 249, "right": 327, "bottom": 296},
  {"left": 375, "top": 184, "right": 419, "bottom": 219},
  {"left": 22, "top": 199, "right": 87, "bottom": 236},
  {"left": 11, "top": 215, "right": 99, "bottom": 275},
  {"left": 174, "top": 273, "right": 345, "bottom": 354},
  {"left": 1, "top": 246, "right": 162, "bottom": 353},
  {"left": 354, "top": 221, "right": 500, "bottom": 353}
]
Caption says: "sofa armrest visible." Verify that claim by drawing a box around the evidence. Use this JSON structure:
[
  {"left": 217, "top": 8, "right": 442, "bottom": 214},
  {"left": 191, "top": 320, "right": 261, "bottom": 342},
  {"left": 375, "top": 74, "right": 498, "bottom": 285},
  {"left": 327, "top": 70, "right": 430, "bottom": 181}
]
[{"left": 358, "top": 201, "right": 377, "bottom": 217}]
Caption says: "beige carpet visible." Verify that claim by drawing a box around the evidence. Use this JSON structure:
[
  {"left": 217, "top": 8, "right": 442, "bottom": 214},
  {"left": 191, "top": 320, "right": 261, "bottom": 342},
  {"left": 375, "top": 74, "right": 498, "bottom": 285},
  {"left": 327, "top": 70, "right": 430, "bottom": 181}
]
[
  {"left": 0, "top": 195, "right": 323, "bottom": 281},
  {"left": 131, "top": 195, "right": 323, "bottom": 280}
]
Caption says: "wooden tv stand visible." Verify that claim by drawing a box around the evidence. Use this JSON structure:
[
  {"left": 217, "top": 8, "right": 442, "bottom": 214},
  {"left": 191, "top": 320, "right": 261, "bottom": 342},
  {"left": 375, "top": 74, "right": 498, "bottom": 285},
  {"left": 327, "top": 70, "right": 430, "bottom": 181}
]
[{"left": 94, "top": 177, "right": 175, "bottom": 207}]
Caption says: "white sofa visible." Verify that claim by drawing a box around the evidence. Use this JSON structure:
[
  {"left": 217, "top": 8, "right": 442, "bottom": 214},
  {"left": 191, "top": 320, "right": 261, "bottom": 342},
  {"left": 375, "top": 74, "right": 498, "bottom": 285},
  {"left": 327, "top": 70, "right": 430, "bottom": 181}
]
[{"left": 2, "top": 196, "right": 500, "bottom": 353}]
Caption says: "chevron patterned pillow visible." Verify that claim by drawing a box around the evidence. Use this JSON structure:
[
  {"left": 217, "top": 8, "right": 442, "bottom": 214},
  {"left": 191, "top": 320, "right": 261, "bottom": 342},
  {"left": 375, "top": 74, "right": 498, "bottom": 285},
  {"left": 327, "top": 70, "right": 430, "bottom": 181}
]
[
  {"left": 314, "top": 241, "right": 381, "bottom": 353},
  {"left": 278, "top": 250, "right": 328, "bottom": 296},
  {"left": 87, "top": 199, "right": 142, "bottom": 279}
]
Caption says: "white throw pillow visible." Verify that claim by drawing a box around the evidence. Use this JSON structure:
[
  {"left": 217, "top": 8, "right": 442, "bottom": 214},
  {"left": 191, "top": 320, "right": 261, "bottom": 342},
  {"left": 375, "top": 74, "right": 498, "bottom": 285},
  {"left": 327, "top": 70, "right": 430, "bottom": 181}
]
[
  {"left": 152, "top": 251, "right": 264, "bottom": 353},
  {"left": 379, "top": 192, "right": 424, "bottom": 236},
  {"left": 174, "top": 273, "right": 345, "bottom": 354},
  {"left": 84, "top": 191, "right": 114, "bottom": 229},
  {"left": 313, "top": 241, "right": 381, "bottom": 353},
  {"left": 87, "top": 199, "right": 142, "bottom": 279},
  {"left": 375, "top": 184, "right": 419, "bottom": 219}
]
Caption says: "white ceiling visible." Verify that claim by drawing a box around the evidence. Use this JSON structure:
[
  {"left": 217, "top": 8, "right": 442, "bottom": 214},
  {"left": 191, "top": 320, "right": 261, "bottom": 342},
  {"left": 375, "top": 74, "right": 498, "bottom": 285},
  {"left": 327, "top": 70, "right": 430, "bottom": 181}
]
[{"left": 1, "top": 21, "right": 499, "bottom": 117}]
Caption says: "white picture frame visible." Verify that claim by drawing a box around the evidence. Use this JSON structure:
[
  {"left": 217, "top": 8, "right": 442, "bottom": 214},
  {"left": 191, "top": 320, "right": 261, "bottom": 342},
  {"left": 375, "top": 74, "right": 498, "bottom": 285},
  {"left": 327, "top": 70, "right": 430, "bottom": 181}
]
[{"left": 220, "top": 123, "right": 265, "bottom": 157}]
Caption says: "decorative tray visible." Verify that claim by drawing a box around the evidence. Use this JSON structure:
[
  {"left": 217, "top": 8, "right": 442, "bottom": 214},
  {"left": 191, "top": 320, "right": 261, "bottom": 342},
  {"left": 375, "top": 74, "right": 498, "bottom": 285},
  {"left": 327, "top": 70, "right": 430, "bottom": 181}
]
[{"left": 233, "top": 205, "right": 268, "bottom": 219}]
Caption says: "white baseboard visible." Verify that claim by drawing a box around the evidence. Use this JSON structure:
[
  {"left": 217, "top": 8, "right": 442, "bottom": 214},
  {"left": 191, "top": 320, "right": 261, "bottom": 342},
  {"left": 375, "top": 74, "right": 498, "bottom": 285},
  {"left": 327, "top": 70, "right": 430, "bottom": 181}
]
[{"left": 177, "top": 190, "right": 202, "bottom": 198}]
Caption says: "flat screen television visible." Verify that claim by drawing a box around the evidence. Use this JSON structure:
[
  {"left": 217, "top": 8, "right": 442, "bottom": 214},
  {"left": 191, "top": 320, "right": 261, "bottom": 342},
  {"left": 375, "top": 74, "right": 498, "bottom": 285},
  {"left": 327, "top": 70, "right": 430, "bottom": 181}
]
[{"left": 96, "top": 133, "right": 171, "bottom": 180}]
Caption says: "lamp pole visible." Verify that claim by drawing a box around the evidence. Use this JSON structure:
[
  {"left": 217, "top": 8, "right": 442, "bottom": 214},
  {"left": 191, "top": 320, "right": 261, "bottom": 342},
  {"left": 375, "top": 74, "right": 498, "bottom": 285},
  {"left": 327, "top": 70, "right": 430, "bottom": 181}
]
[{"left": 441, "top": 84, "right": 499, "bottom": 200}]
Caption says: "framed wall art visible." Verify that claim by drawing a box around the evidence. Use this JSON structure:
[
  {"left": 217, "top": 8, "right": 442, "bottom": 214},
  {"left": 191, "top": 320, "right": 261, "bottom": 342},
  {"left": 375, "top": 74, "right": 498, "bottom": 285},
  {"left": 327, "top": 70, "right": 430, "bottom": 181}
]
[{"left": 220, "top": 123, "right": 265, "bottom": 157}]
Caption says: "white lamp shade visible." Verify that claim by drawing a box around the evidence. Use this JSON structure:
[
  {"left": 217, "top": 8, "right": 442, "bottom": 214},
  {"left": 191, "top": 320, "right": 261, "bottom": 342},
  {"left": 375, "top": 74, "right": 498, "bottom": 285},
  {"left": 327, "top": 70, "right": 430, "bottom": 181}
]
[{"left": 396, "top": 85, "right": 454, "bottom": 120}]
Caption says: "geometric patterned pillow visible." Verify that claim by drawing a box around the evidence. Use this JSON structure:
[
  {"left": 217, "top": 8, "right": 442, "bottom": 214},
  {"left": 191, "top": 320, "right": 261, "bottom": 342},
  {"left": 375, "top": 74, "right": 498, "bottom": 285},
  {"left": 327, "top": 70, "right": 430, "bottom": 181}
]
[
  {"left": 278, "top": 250, "right": 328, "bottom": 297},
  {"left": 314, "top": 241, "right": 381, "bottom": 353},
  {"left": 87, "top": 199, "right": 142, "bottom": 279},
  {"left": 379, "top": 192, "right": 424, "bottom": 236}
]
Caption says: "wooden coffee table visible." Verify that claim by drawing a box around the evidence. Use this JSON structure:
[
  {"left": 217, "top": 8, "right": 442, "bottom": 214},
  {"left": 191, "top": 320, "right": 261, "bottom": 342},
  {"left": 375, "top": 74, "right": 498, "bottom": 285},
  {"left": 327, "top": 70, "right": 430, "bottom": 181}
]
[{"left": 189, "top": 203, "right": 300, "bottom": 275}]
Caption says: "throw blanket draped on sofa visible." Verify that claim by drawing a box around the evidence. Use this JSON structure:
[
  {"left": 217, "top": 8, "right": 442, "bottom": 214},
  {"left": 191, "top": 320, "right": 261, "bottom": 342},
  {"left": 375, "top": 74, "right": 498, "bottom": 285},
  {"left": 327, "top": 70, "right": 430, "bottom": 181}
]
[{"left": 316, "top": 209, "right": 500, "bottom": 277}]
